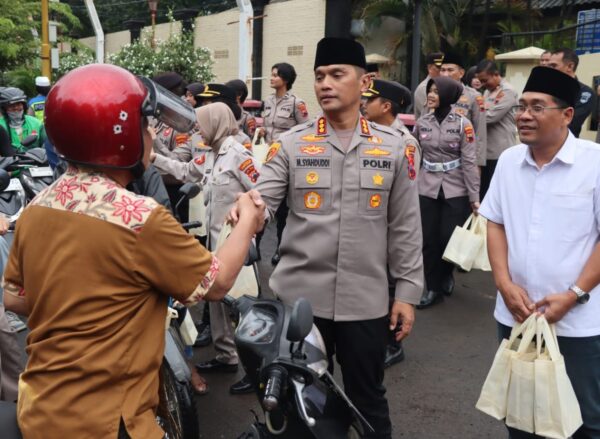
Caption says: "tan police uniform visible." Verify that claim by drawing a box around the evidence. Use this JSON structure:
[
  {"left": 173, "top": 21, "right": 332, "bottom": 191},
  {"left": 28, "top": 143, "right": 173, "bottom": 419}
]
[
  {"left": 238, "top": 109, "right": 257, "bottom": 138},
  {"left": 414, "top": 110, "right": 479, "bottom": 296},
  {"left": 262, "top": 92, "right": 309, "bottom": 143},
  {"left": 480, "top": 79, "right": 518, "bottom": 197},
  {"left": 154, "top": 136, "right": 260, "bottom": 365},
  {"left": 256, "top": 114, "right": 423, "bottom": 321},
  {"left": 391, "top": 117, "right": 421, "bottom": 176},
  {"left": 413, "top": 76, "right": 431, "bottom": 120},
  {"left": 453, "top": 85, "right": 487, "bottom": 166}
]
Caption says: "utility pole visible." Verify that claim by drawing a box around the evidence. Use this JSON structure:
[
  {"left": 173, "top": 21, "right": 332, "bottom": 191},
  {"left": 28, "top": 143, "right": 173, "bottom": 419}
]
[
  {"left": 410, "top": 0, "right": 422, "bottom": 92},
  {"left": 41, "top": 0, "right": 51, "bottom": 79}
]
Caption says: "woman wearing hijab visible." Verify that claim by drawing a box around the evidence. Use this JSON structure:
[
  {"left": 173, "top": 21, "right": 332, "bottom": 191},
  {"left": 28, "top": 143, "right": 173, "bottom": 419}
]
[
  {"left": 184, "top": 82, "right": 205, "bottom": 108},
  {"left": 151, "top": 102, "right": 261, "bottom": 393},
  {"left": 414, "top": 76, "right": 480, "bottom": 309}
]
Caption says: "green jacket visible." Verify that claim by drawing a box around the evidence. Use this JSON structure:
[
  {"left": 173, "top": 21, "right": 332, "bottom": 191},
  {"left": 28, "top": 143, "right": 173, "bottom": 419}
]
[{"left": 0, "top": 115, "right": 45, "bottom": 152}]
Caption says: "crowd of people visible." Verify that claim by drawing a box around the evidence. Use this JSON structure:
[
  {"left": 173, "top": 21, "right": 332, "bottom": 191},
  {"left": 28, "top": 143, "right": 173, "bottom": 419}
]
[{"left": 0, "top": 36, "right": 599, "bottom": 439}]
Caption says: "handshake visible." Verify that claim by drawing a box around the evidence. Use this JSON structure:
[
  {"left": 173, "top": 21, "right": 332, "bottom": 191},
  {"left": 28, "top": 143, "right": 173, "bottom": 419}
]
[{"left": 227, "top": 189, "right": 267, "bottom": 235}]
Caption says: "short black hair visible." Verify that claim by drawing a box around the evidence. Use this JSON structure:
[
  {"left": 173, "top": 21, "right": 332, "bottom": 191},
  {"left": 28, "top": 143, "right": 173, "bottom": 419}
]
[
  {"left": 272, "top": 62, "right": 297, "bottom": 90},
  {"left": 463, "top": 66, "right": 477, "bottom": 86},
  {"left": 551, "top": 96, "right": 570, "bottom": 109},
  {"left": 475, "top": 59, "right": 500, "bottom": 75},
  {"left": 552, "top": 47, "right": 579, "bottom": 71},
  {"left": 226, "top": 79, "right": 249, "bottom": 103}
]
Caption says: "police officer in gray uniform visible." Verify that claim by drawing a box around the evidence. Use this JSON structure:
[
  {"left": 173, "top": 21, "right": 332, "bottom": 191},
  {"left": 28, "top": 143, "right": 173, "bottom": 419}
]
[
  {"left": 231, "top": 37, "right": 424, "bottom": 439},
  {"left": 440, "top": 51, "right": 488, "bottom": 168},
  {"left": 414, "top": 52, "right": 444, "bottom": 120},
  {"left": 414, "top": 76, "right": 480, "bottom": 309}
]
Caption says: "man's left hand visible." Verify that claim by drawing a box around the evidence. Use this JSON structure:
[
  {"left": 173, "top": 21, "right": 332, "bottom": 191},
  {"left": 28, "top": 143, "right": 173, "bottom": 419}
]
[
  {"left": 389, "top": 300, "right": 415, "bottom": 342},
  {"left": 535, "top": 291, "right": 577, "bottom": 324}
]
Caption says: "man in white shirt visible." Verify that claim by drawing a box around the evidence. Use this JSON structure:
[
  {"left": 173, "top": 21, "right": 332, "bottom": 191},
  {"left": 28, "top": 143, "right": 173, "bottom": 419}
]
[{"left": 479, "top": 66, "right": 600, "bottom": 438}]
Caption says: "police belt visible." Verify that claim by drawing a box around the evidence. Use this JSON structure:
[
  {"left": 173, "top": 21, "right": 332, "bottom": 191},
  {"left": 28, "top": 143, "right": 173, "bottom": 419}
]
[{"left": 422, "top": 159, "right": 461, "bottom": 172}]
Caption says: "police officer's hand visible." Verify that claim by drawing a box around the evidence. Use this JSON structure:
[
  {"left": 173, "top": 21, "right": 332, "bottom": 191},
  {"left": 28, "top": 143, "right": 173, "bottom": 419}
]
[
  {"left": 471, "top": 201, "right": 480, "bottom": 215},
  {"left": 233, "top": 191, "right": 265, "bottom": 233},
  {"left": 499, "top": 281, "right": 535, "bottom": 323},
  {"left": 0, "top": 215, "right": 8, "bottom": 235},
  {"left": 227, "top": 190, "right": 265, "bottom": 226},
  {"left": 534, "top": 292, "right": 577, "bottom": 324},
  {"left": 390, "top": 300, "right": 415, "bottom": 342}
]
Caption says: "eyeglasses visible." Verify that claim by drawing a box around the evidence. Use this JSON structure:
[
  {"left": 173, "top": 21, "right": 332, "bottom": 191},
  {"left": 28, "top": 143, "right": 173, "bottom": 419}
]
[{"left": 511, "top": 104, "right": 566, "bottom": 116}]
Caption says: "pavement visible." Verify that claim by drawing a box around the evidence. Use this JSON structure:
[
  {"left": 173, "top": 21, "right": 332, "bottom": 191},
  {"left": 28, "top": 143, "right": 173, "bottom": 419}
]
[{"left": 193, "top": 222, "right": 507, "bottom": 439}]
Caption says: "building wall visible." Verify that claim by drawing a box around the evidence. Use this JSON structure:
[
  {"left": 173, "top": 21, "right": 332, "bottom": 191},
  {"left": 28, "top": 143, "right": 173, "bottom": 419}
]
[{"left": 78, "top": 0, "right": 326, "bottom": 113}]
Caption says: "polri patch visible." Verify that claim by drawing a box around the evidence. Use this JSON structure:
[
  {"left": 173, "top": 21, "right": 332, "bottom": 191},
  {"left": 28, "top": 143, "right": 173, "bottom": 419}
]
[{"left": 304, "top": 191, "right": 322, "bottom": 209}]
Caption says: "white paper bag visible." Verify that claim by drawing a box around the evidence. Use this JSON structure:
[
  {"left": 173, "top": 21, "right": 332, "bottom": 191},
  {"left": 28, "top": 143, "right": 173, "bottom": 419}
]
[
  {"left": 442, "top": 214, "right": 484, "bottom": 271},
  {"left": 476, "top": 314, "right": 537, "bottom": 420},
  {"left": 215, "top": 222, "right": 259, "bottom": 299},
  {"left": 534, "top": 317, "right": 583, "bottom": 439},
  {"left": 471, "top": 215, "right": 491, "bottom": 271},
  {"left": 179, "top": 309, "right": 198, "bottom": 346},
  {"left": 251, "top": 131, "right": 270, "bottom": 169}
]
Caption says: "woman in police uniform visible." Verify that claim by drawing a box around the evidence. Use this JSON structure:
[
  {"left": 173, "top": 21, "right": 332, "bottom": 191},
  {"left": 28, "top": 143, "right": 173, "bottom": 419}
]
[{"left": 414, "top": 76, "right": 480, "bottom": 309}]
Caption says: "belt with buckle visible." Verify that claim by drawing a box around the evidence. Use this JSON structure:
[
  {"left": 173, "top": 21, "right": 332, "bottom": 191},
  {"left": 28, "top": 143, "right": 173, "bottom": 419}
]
[{"left": 422, "top": 158, "right": 461, "bottom": 172}]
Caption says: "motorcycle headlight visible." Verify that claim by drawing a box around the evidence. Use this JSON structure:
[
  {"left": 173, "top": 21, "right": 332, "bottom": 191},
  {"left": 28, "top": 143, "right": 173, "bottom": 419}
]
[
  {"left": 304, "top": 324, "right": 328, "bottom": 376},
  {"left": 236, "top": 307, "right": 277, "bottom": 344}
]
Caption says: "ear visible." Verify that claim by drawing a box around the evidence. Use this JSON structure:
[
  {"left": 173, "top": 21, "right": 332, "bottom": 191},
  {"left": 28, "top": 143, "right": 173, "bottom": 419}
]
[
  {"left": 563, "top": 106, "right": 575, "bottom": 125},
  {"left": 382, "top": 100, "right": 392, "bottom": 114},
  {"left": 359, "top": 72, "right": 371, "bottom": 93}
]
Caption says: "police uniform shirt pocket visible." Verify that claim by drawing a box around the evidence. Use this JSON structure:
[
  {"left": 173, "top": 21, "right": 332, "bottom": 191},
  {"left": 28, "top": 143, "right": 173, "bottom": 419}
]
[
  {"left": 293, "top": 169, "right": 332, "bottom": 214},
  {"left": 359, "top": 169, "right": 393, "bottom": 215},
  {"left": 211, "top": 174, "right": 231, "bottom": 202},
  {"left": 547, "top": 190, "right": 594, "bottom": 241}
]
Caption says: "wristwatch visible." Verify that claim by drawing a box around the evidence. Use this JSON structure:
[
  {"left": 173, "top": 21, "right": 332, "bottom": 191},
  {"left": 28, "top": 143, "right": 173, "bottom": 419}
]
[{"left": 569, "top": 284, "right": 590, "bottom": 305}]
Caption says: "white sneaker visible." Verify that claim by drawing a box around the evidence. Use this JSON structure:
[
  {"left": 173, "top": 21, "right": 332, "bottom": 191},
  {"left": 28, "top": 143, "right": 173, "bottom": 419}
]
[{"left": 4, "top": 311, "right": 26, "bottom": 332}]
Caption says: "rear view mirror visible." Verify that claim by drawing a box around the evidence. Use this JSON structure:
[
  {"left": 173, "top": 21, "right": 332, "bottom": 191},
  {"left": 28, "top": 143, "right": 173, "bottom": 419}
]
[
  {"left": 178, "top": 182, "right": 200, "bottom": 200},
  {"left": 286, "top": 298, "right": 313, "bottom": 343}
]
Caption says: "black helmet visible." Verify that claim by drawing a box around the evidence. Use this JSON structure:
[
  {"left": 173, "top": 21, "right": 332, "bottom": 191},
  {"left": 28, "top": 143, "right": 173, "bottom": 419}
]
[{"left": 0, "top": 87, "right": 27, "bottom": 108}]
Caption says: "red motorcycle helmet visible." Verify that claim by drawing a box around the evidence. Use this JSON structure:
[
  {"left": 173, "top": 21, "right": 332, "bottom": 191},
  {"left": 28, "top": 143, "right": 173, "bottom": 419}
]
[{"left": 45, "top": 64, "right": 196, "bottom": 169}]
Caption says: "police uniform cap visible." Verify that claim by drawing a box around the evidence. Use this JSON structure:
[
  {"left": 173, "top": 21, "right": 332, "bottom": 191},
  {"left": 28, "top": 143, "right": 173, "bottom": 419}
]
[
  {"left": 425, "top": 52, "right": 444, "bottom": 68},
  {"left": 152, "top": 72, "right": 184, "bottom": 91},
  {"left": 314, "top": 37, "right": 367, "bottom": 70},
  {"left": 441, "top": 50, "right": 464, "bottom": 68},
  {"left": 523, "top": 66, "right": 580, "bottom": 108},
  {"left": 362, "top": 79, "right": 411, "bottom": 107},
  {"left": 196, "top": 83, "right": 237, "bottom": 101}
]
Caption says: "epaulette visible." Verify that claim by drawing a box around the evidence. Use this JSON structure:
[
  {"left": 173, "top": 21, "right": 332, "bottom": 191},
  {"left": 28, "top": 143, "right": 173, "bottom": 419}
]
[
  {"left": 278, "top": 119, "right": 317, "bottom": 142},
  {"left": 368, "top": 120, "right": 399, "bottom": 137}
]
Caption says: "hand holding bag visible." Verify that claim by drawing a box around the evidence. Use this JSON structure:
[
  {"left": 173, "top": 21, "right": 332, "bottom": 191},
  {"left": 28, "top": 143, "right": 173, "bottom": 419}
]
[
  {"left": 534, "top": 317, "right": 583, "bottom": 439},
  {"left": 476, "top": 314, "right": 538, "bottom": 420},
  {"left": 215, "top": 222, "right": 259, "bottom": 299},
  {"left": 471, "top": 215, "right": 491, "bottom": 271},
  {"left": 442, "top": 214, "right": 484, "bottom": 271}
]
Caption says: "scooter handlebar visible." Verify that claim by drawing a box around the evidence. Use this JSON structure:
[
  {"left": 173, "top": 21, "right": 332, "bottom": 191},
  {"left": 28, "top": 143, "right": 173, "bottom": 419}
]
[{"left": 262, "top": 366, "right": 287, "bottom": 412}]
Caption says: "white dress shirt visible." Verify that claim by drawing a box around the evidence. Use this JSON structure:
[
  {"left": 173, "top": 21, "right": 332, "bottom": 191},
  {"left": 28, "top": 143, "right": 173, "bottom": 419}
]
[{"left": 479, "top": 132, "right": 600, "bottom": 337}]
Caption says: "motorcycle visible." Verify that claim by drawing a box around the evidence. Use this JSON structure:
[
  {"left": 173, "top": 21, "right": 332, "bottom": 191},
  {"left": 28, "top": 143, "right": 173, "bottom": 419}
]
[{"left": 224, "top": 291, "right": 375, "bottom": 439}]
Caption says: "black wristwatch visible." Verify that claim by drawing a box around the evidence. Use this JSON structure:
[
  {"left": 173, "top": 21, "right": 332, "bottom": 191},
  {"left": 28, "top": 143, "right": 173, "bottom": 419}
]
[{"left": 569, "top": 285, "right": 590, "bottom": 305}]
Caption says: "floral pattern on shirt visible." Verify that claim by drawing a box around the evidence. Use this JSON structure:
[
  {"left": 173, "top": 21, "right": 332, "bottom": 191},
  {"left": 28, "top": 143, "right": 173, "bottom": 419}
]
[
  {"left": 31, "top": 166, "right": 158, "bottom": 231},
  {"left": 184, "top": 256, "right": 220, "bottom": 305}
]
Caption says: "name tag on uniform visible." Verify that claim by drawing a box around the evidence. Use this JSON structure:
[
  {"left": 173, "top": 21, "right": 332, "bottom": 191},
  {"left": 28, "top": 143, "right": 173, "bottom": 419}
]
[
  {"left": 361, "top": 159, "right": 392, "bottom": 170},
  {"left": 296, "top": 158, "right": 331, "bottom": 168}
]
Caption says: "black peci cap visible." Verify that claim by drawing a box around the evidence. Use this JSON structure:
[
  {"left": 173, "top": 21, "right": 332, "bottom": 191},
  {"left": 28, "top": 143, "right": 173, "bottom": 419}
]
[
  {"left": 523, "top": 66, "right": 581, "bottom": 108},
  {"left": 314, "top": 37, "right": 367, "bottom": 70},
  {"left": 440, "top": 50, "right": 464, "bottom": 68},
  {"left": 195, "top": 83, "right": 237, "bottom": 101},
  {"left": 367, "top": 63, "right": 380, "bottom": 73},
  {"left": 362, "top": 79, "right": 412, "bottom": 107}
]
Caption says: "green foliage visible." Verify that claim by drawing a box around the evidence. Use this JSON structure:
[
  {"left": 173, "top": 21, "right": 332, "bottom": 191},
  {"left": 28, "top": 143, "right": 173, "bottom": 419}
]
[
  {"left": 107, "top": 31, "right": 214, "bottom": 83},
  {"left": 3, "top": 66, "right": 39, "bottom": 98},
  {"left": 55, "top": 48, "right": 95, "bottom": 80}
]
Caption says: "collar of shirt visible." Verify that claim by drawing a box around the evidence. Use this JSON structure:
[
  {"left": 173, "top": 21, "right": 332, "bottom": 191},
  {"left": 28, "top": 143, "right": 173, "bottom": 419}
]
[
  {"left": 216, "top": 136, "right": 236, "bottom": 156},
  {"left": 517, "top": 131, "right": 576, "bottom": 168}
]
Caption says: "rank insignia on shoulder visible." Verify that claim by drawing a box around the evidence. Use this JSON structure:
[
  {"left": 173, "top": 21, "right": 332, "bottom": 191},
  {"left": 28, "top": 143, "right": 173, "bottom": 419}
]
[
  {"left": 364, "top": 147, "right": 391, "bottom": 157},
  {"left": 476, "top": 95, "right": 485, "bottom": 112},
  {"left": 464, "top": 125, "right": 475, "bottom": 143},
  {"left": 300, "top": 145, "right": 326, "bottom": 155},
  {"left": 194, "top": 154, "right": 206, "bottom": 165},
  {"left": 306, "top": 171, "right": 319, "bottom": 185},
  {"left": 372, "top": 173, "right": 384, "bottom": 186},
  {"left": 304, "top": 191, "right": 322, "bottom": 209},
  {"left": 301, "top": 134, "right": 327, "bottom": 142},
  {"left": 369, "top": 194, "right": 382, "bottom": 208},
  {"left": 367, "top": 136, "right": 383, "bottom": 144},
  {"left": 266, "top": 143, "right": 281, "bottom": 163},
  {"left": 247, "top": 118, "right": 256, "bottom": 130},
  {"left": 317, "top": 117, "right": 327, "bottom": 135},
  {"left": 360, "top": 117, "right": 371, "bottom": 136}
]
